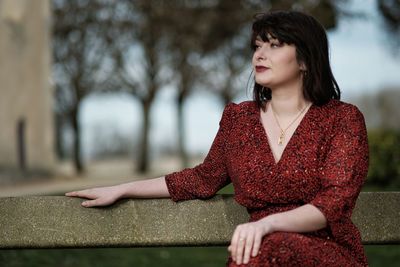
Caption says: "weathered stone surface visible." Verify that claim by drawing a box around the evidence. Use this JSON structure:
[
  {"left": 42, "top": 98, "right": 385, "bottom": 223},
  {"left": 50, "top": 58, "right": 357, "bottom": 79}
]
[
  {"left": 352, "top": 192, "right": 400, "bottom": 244},
  {"left": 0, "top": 192, "right": 398, "bottom": 249},
  {"left": 0, "top": 195, "right": 249, "bottom": 249}
]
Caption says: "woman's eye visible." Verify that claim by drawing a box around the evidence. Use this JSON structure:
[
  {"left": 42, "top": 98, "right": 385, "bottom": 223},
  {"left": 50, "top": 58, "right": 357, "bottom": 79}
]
[{"left": 270, "top": 42, "right": 282, "bottom": 48}]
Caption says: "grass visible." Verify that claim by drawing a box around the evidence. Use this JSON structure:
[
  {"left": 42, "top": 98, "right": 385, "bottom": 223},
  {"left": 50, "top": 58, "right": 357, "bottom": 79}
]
[
  {"left": 0, "top": 247, "right": 229, "bottom": 267},
  {"left": 1, "top": 246, "right": 399, "bottom": 267},
  {"left": 364, "top": 245, "right": 400, "bottom": 267}
]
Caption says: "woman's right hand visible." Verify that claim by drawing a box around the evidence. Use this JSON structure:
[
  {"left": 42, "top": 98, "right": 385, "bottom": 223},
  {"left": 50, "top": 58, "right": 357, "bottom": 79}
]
[{"left": 65, "top": 185, "right": 124, "bottom": 208}]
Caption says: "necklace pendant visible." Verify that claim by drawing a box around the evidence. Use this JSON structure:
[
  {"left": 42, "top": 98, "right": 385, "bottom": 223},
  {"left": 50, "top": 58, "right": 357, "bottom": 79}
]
[{"left": 278, "top": 131, "right": 284, "bottom": 146}]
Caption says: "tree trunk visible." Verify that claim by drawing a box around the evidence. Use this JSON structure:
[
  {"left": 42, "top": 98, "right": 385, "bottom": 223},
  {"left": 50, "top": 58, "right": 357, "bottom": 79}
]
[
  {"left": 137, "top": 100, "right": 151, "bottom": 173},
  {"left": 222, "top": 80, "right": 233, "bottom": 106},
  {"left": 177, "top": 94, "right": 189, "bottom": 168},
  {"left": 71, "top": 106, "right": 84, "bottom": 174},
  {"left": 54, "top": 113, "right": 65, "bottom": 160},
  {"left": 223, "top": 93, "right": 232, "bottom": 106}
]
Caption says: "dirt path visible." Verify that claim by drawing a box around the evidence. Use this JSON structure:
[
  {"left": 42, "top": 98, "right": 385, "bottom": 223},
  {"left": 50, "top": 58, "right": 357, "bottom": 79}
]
[{"left": 0, "top": 156, "right": 194, "bottom": 197}]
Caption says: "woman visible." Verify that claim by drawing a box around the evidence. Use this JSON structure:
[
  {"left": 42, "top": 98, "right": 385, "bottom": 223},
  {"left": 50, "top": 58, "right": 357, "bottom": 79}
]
[{"left": 66, "top": 11, "right": 369, "bottom": 266}]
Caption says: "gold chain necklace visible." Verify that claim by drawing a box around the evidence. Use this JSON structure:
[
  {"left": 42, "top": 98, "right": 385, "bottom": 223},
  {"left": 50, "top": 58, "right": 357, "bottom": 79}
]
[{"left": 270, "top": 102, "right": 311, "bottom": 146}]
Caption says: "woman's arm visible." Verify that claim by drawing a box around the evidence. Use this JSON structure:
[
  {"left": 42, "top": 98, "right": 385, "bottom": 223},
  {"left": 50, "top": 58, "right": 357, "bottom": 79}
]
[
  {"left": 261, "top": 203, "right": 327, "bottom": 232},
  {"left": 65, "top": 176, "right": 170, "bottom": 207},
  {"left": 228, "top": 204, "right": 326, "bottom": 265},
  {"left": 68, "top": 103, "right": 235, "bottom": 207}
]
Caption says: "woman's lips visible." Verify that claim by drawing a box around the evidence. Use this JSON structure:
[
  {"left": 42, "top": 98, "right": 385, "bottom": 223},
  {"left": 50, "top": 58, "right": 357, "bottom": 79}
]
[{"left": 255, "top": 66, "right": 269, "bottom": 72}]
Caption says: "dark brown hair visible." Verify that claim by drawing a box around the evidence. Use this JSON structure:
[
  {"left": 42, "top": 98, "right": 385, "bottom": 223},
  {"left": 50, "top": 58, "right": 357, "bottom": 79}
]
[{"left": 251, "top": 11, "right": 340, "bottom": 109}]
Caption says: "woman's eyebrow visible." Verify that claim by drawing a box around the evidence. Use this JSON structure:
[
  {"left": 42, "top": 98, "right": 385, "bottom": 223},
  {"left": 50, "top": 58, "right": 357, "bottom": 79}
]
[
  {"left": 266, "top": 33, "right": 280, "bottom": 42},
  {"left": 255, "top": 34, "right": 278, "bottom": 43}
]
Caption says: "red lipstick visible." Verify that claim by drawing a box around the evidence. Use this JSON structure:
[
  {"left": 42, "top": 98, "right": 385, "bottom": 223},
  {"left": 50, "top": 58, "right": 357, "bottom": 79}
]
[{"left": 255, "top": 66, "right": 269, "bottom": 72}]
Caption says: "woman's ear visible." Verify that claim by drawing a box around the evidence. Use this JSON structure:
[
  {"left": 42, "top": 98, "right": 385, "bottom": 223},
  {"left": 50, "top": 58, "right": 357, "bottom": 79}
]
[{"left": 299, "top": 62, "right": 307, "bottom": 71}]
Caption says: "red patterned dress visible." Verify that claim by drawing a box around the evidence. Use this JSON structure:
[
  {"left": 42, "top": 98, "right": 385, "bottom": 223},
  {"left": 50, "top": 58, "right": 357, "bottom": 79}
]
[{"left": 165, "top": 99, "right": 369, "bottom": 266}]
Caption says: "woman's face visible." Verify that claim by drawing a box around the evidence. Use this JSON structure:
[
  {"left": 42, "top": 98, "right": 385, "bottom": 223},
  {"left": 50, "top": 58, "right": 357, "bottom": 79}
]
[{"left": 252, "top": 35, "right": 303, "bottom": 89}]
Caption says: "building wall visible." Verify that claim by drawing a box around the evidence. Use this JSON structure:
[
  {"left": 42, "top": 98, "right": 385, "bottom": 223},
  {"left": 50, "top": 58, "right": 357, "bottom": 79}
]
[{"left": 0, "top": 0, "right": 54, "bottom": 172}]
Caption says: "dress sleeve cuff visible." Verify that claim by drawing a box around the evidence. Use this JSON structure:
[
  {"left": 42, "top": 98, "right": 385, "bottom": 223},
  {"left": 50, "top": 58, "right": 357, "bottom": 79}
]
[{"left": 164, "top": 171, "right": 190, "bottom": 202}]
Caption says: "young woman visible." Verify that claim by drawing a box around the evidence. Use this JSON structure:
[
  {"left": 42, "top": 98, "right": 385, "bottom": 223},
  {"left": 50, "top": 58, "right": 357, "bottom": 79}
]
[{"left": 66, "top": 11, "right": 369, "bottom": 266}]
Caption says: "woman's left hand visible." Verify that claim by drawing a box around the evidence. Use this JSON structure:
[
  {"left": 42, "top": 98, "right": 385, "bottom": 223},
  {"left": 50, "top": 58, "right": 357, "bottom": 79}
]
[{"left": 228, "top": 219, "right": 273, "bottom": 265}]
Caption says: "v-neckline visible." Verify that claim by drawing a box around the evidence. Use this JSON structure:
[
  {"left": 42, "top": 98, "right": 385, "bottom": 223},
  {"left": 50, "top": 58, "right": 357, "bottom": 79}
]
[{"left": 256, "top": 102, "right": 314, "bottom": 166}]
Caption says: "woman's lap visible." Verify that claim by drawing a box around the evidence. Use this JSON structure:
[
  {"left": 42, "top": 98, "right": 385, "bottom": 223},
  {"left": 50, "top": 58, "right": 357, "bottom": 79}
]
[{"left": 227, "top": 232, "right": 357, "bottom": 267}]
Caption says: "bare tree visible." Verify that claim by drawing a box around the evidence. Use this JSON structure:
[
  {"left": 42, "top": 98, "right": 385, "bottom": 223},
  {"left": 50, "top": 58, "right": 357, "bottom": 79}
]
[
  {"left": 378, "top": 0, "right": 400, "bottom": 54},
  {"left": 102, "top": 1, "right": 175, "bottom": 173},
  {"left": 104, "top": 0, "right": 256, "bottom": 169},
  {"left": 155, "top": 0, "right": 262, "bottom": 167},
  {"left": 52, "top": 0, "right": 351, "bottom": 173},
  {"left": 53, "top": 0, "right": 113, "bottom": 173}
]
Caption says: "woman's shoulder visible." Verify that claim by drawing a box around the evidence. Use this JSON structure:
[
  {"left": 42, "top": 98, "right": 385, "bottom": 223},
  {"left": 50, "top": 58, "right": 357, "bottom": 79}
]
[
  {"left": 321, "top": 99, "right": 364, "bottom": 118},
  {"left": 317, "top": 99, "right": 366, "bottom": 128},
  {"left": 219, "top": 101, "right": 258, "bottom": 129},
  {"left": 223, "top": 100, "right": 258, "bottom": 115}
]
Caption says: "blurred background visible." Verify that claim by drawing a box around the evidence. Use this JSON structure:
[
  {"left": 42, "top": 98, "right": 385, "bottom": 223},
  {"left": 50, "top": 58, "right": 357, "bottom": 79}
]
[{"left": 0, "top": 0, "right": 399, "bottom": 266}]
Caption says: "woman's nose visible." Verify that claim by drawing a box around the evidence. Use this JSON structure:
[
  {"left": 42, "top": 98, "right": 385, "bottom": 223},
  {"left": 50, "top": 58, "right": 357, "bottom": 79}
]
[
  {"left": 255, "top": 47, "right": 267, "bottom": 61},
  {"left": 255, "top": 51, "right": 266, "bottom": 61},
  {"left": 257, "top": 54, "right": 265, "bottom": 60}
]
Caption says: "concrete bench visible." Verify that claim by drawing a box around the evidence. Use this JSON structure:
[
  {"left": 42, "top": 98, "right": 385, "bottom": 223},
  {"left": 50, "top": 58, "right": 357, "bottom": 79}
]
[{"left": 0, "top": 192, "right": 399, "bottom": 249}]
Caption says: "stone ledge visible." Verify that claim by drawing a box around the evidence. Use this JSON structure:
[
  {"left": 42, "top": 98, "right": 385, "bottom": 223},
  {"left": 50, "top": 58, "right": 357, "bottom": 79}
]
[{"left": 0, "top": 192, "right": 399, "bottom": 249}]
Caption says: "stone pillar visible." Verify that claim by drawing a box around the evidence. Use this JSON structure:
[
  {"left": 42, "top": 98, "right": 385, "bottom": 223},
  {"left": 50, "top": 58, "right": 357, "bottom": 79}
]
[{"left": 0, "top": 0, "right": 54, "bottom": 176}]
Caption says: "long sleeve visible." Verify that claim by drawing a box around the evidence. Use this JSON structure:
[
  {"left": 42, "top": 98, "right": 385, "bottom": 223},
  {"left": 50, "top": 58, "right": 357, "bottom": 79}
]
[
  {"left": 165, "top": 103, "right": 235, "bottom": 202},
  {"left": 310, "top": 104, "right": 369, "bottom": 226}
]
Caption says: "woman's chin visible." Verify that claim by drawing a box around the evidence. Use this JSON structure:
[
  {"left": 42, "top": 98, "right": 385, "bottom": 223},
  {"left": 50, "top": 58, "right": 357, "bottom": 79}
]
[{"left": 256, "top": 80, "right": 272, "bottom": 88}]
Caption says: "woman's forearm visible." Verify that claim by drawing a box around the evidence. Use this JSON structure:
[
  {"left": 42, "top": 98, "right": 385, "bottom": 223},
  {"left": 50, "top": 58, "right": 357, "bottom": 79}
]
[
  {"left": 261, "top": 204, "right": 327, "bottom": 233},
  {"left": 66, "top": 176, "right": 171, "bottom": 207},
  {"left": 118, "top": 176, "right": 170, "bottom": 199}
]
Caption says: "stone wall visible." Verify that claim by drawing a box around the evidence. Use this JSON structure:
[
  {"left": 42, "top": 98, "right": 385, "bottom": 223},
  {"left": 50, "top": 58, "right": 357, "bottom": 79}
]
[
  {"left": 0, "top": 0, "right": 54, "bottom": 175},
  {"left": 0, "top": 193, "right": 399, "bottom": 249}
]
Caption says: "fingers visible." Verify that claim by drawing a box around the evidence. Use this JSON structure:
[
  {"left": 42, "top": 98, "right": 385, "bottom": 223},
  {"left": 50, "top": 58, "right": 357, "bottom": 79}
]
[
  {"left": 65, "top": 190, "right": 90, "bottom": 198},
  {"left": 229, "top": 226, "right": 240, "bottom": 262},
  {"left": 235, "top": 230, "right": 253, "bottom": 265},
  {"left": 65, "top": 189, "right": 101, "bottom": 208},
  {"left": 235, "top": 235, "right": 246, "bottom": 265},
  {"left": 81, "top": 199, "right": 100, "bottom": 207},
  {"left": 65, "top": 186, "right": 119, "bottom": 208},
  {"left": 65, "top": 191, "right": 76, "bottom": 197},
  {"left": 243, "top": 232, "right": 255, "bottom": 264},
  {"left": 229, "top": 223, "right": 264, "bottom": 265},
  {"left": 65, "top": 188, "right": 100, "bottom": 200},
  {"left": 229, "top": 224, "right": 252, "bottom": 265},
  {"left": 252, "top": 232, "right": 262, "bottom": 257}
]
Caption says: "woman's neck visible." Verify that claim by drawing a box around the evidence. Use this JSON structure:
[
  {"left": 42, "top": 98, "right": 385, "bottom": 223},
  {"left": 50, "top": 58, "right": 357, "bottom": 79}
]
[{"left": 269, "top": 88, "right": 310, "bottom": 117}]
